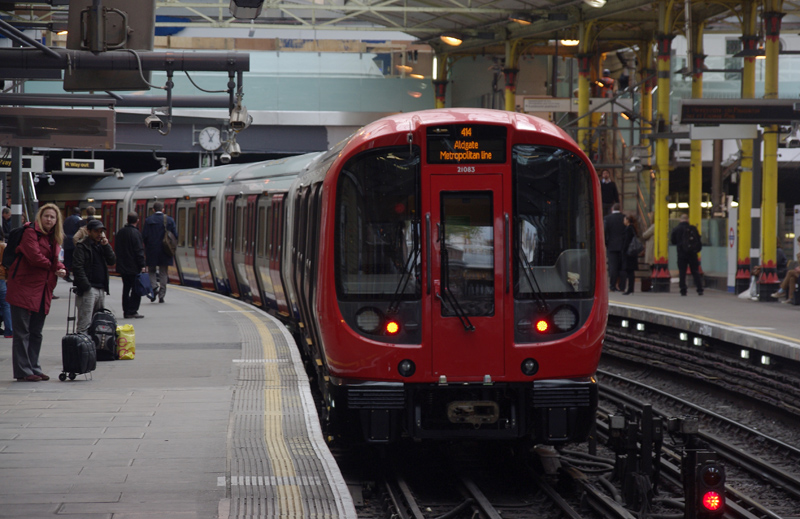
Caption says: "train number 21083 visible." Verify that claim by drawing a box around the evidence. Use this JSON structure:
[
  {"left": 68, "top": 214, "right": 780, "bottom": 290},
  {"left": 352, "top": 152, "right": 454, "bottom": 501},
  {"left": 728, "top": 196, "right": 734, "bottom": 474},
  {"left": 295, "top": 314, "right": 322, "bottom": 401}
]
[{"left": 457, "top": 166, "right": 476, "bottom": 173}]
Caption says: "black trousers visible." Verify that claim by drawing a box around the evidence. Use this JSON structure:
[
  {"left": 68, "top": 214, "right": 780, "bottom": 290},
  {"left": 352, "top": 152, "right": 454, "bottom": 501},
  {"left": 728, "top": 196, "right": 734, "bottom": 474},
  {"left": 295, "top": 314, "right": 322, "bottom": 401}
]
[
  {"left": 121, "top": 274, "right": 141, "bottom": 316},
  {"left": 607, "top": 250, "right": 625, "bottom": 291},
  {"left": 677, "top": 253, "right": 703, "bottom": 294}
]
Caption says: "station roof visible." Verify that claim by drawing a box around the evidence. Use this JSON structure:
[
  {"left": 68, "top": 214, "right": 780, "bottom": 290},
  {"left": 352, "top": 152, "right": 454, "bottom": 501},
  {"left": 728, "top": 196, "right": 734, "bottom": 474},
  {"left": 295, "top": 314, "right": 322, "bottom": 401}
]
[{"left": 1, "top": 1, "right": 758, "bottom": 56}]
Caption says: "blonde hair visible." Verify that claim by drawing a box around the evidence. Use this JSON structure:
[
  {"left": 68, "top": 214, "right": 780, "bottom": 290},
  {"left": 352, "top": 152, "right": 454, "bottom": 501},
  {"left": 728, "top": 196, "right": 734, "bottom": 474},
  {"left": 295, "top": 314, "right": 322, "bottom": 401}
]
[{"left": 36, "top": 203, "right": 64, "bottom": 245}]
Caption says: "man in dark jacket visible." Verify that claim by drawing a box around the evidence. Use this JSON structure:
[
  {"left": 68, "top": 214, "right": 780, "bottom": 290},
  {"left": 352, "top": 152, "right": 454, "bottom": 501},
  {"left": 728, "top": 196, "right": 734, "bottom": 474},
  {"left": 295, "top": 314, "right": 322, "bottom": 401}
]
[
  {"left": 604, "top": 203, "right": 627, "bottom": 292},
  {"left": 142, "top": 201, "right": 178, "bottom": 304},
  {"left": 670, "top": 214, "right": 703, "bottom": 296},
  {"left": 115, "top": 212, "right": 148, "bottom": 319},
  {"left": 600, "top": 170, "right": 619, "bottom": 216},
  {"left": 73, "top": 219, "right": 116, "bottom": 333},
  {"left": 62, "top": 207, "right": 82, "bottom": 282}
]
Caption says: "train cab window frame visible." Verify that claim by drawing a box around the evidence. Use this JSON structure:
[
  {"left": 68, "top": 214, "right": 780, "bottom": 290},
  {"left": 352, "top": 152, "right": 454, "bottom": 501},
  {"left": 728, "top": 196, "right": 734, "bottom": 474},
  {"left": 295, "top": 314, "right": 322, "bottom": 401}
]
[
  {"left": 512, "top": 145, "right": 595, "bottom": 299},
  {"left": 334, "top": 146, "right": 421, "bottom": 301},
  {"left": 177, "top": 207, "right": 187, "bottom": 247}
]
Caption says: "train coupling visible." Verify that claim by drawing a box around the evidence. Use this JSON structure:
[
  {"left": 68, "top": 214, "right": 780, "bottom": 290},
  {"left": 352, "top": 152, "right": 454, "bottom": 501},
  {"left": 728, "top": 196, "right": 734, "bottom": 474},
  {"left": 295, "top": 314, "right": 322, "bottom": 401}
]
[{"left": 446, "top": 401, "right": 500, "bottom": 425}]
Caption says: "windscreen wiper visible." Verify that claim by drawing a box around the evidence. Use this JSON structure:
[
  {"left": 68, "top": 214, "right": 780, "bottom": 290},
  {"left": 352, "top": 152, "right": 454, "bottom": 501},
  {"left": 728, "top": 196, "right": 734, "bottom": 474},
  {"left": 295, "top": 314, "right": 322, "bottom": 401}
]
[
  {"left": 388, "top": 220, "right": 420, "bottom": 314},
  {"left": 437, "top": 222, "right": 475, "bottom": 332},
  {"left": 516, "top": 219, "right": 549, "bottom": 313}
]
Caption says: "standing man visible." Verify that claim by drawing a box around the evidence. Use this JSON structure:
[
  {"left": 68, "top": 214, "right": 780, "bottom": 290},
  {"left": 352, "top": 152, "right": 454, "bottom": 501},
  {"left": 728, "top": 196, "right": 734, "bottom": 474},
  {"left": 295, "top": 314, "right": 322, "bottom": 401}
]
[
  {"left": 62, "top": 207, "right": 82, "bottom": 282},
  {"left": 670, "top": 214, "right": 704, "bottom": 296},
  {"left": 72, "top": 219, "right": 116, "bottom": 333},
  {"left": 142, "top": 201, "right": 178, "bottom": 304},
  {"left": 600, "top": 170, "right": 619, "bottom": 216},
  {"left": 115, "top": 212, "right": 148, "bottom": 319},
  {"left": 2, "top": 207, "right": 11, "bottom": 238},
  {"left": 604, "top": 203, "right": 627, "bottom": 292}
]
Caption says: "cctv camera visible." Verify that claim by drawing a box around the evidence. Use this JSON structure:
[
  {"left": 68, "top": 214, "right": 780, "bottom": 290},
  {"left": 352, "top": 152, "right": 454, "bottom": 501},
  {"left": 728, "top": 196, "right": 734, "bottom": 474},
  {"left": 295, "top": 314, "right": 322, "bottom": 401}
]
[
  {"left": 229, "top": 104, "right": 251, "bottom": 131},
  {"left": 787, "top": 137, "right": 800, "bottom": 148},
  {"left": 228, "top": 140, "right": 241, "bottom": 158},
  {"left": 47, "top": 174, "right": 55, "bottom": 186},
  {"left": 219, "top": 152, "right": 232, "bottom": 164},
  {"left": 145, "top": 114, "right": 164, "bottom": 131},
  {"left": 114, "top": 169, "right": 124, "bottom": 180}
]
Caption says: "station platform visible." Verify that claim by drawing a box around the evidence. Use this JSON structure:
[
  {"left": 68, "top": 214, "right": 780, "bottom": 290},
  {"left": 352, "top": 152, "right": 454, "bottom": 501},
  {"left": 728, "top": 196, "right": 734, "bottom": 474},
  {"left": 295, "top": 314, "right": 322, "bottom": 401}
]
[
  {"left": 609, "top": 285, "right": 800, "bottom": 362},
  {"left": 0, "top": 278, "right": 356, "bottom": 519}
]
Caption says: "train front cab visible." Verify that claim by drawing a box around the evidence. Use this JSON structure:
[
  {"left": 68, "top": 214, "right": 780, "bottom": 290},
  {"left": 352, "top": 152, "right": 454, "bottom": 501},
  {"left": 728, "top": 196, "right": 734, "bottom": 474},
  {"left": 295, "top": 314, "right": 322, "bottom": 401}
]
[{"left": 318, "top": 120, "right": 604, "bottom": 445}]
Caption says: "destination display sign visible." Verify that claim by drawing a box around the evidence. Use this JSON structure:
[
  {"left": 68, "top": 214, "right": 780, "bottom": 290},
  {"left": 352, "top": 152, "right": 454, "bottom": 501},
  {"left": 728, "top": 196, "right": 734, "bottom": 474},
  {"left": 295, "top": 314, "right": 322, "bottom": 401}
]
[
  {"left": 680, "top": 99, "right": 800, "bottom": 124},
  {"left": 427, "top": 125, "right": 506, "bottom": 164}
]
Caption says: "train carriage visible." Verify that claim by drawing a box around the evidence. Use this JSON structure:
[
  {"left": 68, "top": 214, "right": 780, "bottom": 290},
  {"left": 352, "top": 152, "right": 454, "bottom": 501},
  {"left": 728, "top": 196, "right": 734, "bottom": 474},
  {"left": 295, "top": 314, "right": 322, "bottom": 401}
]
[{"left": 38, "top": 108, "right": 606, "bottom": 446}]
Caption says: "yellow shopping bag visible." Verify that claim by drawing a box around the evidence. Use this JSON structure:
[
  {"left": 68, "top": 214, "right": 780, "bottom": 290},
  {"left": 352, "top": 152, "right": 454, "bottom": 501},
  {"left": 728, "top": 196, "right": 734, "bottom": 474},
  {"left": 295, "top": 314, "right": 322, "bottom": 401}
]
[{"left": 116, "top": 324, "right": 136, "bottom": 360}]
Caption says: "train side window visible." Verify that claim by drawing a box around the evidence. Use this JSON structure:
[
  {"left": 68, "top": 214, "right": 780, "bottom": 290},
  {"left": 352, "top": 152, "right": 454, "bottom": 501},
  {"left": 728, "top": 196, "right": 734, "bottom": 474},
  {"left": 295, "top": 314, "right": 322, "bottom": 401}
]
[
  {"left": 257, "top": 205, "right": 267, "bottom": 258},
  {"left": 235, "top": 205, "right": 244, "bottom": 253},
  {"left": 177, "top": 208, "right": 186, "bottom": 247},
  {"left": 118, "top": 208, "right": 124, "bottom": 233},
  {"left": 188, "top": 207, "right": 196, "bottom": 248},
  {"left": 210, "top": 206, "right": 216, "bottom": 250}
]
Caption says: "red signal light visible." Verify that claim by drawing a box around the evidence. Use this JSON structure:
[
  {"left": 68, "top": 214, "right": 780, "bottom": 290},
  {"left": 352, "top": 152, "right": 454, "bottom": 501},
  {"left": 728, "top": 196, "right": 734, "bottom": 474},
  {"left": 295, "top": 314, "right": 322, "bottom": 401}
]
[
  {"left": 385, "top": 320, "right": 400, "bottom": 335},
  {"left": 535, "top": 319, "right": 549, "bottom": 333},
  {"left": 702, "top": 491, "right": 723, "bottom": 511}
]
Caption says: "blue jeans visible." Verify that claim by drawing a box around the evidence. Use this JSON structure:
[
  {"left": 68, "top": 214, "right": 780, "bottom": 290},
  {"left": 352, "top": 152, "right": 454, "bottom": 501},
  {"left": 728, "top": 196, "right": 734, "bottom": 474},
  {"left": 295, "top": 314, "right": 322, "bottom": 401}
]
[{"left": 0, "top": 280, "right": 12, "bottom": 335}]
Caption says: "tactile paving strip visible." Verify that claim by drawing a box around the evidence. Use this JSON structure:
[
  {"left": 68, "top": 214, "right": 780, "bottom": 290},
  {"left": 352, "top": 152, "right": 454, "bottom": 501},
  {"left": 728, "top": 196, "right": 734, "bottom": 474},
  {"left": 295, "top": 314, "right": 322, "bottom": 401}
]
[{"left": 223, "top": 305, "right": 355, "bottom": 519}]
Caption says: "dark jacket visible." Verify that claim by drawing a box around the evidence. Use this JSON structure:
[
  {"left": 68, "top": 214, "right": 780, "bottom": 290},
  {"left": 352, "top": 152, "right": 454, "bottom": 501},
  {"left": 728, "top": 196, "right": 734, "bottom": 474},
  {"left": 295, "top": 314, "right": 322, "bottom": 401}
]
[
  {"left": 6, "top": 223, "right": 64, "bottom": 314},
  {"left": 670, "top": 221, "right": 697, "bottom": 257},
  {"left": 604, "top": 211, "right": 627, "bottom": 253},
  {"left": 62, "top": 214, "right": 82, "bottom": 251},
  {"left": 114, "top": 224, "right": 146, "bottom": 276},
  {"left": 600, "top": 180, "right": 619, "bottom": 205},
  {"left": 622, "top": 225, "right": 639, "bottom": 270},
  {"left": 73, "top": 237, "right": 116, "bottom": 295},
  {"left": 142, "top": 212, "right": 178, "bottom": 267}
]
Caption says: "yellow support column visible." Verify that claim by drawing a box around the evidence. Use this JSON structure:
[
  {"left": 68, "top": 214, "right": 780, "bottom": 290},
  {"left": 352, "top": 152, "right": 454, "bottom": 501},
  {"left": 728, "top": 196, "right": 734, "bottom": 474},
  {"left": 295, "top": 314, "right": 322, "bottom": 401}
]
[
  {"left": 651, "top": 2, "right": 674, "bottom": 293},
  {"left": 688, "top": 20, "right": 706, "bottom": 285},
  {"left": 760, "top": 3, "right": 784, "bottom": 299},
  {"left": 576, "top": 22, "right": 594, "bottom": 154},
  {"left": 736, "top": 0, "right": 757, "bottom": 294},
  {"left": 504, "top": 40, "right": 522, "bottom": 112}
]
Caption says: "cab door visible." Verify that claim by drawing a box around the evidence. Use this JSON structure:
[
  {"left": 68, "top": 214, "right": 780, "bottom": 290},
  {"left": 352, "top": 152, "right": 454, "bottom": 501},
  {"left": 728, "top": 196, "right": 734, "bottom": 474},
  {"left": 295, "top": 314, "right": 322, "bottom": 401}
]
[{"left": 429, "top": 174, "right": 506, "bottom": 379}]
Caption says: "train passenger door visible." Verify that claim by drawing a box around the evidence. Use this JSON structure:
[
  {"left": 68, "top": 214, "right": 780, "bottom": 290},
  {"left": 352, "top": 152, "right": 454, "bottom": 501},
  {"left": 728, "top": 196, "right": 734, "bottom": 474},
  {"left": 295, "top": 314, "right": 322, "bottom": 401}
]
[
  {"left": 195, "top": 198, "right": 215, "bottom": 291},
  {"left": 429, "top": 174, "right": 506, "bottom": 378},
  {"left": 134, "top": 200, "right": 147, "bottom": 230},
  {"left": 243, "top": 195, "right": 263, "bottom": 306},
  {"left": 175, "top": 198, "right": 198, "bottom": 288},
  {"left": 100, "top": 201, "right": 117, "bottom": 274},
  {"left": 223, "top": 196, "right": 240, "bottom": 298},
  {"left": 163, "top": 199, "right": 181, "bottom": 284},
  {"left": 232, "top": 196, "right": 253, "bottom": 303},
  {"left": 255, "top": 195, "right": 275, "bottom": 310},
  {"left": 269, "top": 194, "right": 289, "bottom": 317}
]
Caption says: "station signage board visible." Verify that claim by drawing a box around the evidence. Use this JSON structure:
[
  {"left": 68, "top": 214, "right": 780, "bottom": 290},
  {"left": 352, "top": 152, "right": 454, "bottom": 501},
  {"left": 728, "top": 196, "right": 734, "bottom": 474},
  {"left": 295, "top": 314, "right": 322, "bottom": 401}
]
[
  {"left": 680, "top": 99, "right": 800, "bottom": 124},
  {"left": 0, "top": 155, "right": 44, "bottom": 173},
  {"left": 60, "top": 158, "right": 105, "bottom": 173}
]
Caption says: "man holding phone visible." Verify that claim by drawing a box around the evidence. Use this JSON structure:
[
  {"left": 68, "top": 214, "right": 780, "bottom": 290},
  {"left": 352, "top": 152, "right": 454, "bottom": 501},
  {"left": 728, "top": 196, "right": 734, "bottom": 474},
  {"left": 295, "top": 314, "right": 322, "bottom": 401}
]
[{"left": 72, "top": 219, "right": 116, "bottom": 333}]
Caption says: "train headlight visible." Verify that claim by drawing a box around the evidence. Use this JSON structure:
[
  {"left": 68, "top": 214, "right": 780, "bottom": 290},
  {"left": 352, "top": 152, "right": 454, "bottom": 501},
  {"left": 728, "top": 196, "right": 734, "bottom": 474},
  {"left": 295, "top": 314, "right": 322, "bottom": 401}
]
[
  {"left": 398, "top": 359, "right": 416, "bottom": 377},
  {"left": 552, "top": 306, "right": 578, "bottom": 332},
  {"left": 521, "top": 358, "right": 539, "bottom": 376},
  {"left": 355, "top": 308, "right": 382, "bottom": 334}
]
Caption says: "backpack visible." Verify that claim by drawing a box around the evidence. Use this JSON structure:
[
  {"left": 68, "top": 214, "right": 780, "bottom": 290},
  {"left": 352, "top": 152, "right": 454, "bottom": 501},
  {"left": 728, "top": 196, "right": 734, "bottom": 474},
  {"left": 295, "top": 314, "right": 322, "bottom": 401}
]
[
  {"left": 681, "top": 224, "right": 702, "bottom": 254},
  {"left": 161, "top": 214, "right": 177, "bottom": 257},
  {"left": 1, "top": 222, "right": 34, "bottom": 277}
]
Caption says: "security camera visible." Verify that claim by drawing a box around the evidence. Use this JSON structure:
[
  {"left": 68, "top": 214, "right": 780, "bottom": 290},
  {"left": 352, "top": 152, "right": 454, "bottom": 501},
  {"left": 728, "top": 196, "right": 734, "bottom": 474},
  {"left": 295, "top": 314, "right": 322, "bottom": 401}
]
[
  {"left": 228, "top": 140, "right": 241, "bottom": 158},
  {"left": 114, "top": 169, "right": 124, "bottom": 180},
  {"left": 145, "top": 114, "right": 164, "bottom": 131},
  {"left": 229, "top": 104, "right": 251, "bottom": 131},
  {"left": 627, "top": 156, "right": 642, "bottom": 173},
  {"left": 219, "top": 152, "right": 232, "bottom": 164},
  {"left": 787, "top": 137, "right": 800, "bottom": 148},
  {"left": 47, "top": 174, "right": 55, "bottom": 186}
]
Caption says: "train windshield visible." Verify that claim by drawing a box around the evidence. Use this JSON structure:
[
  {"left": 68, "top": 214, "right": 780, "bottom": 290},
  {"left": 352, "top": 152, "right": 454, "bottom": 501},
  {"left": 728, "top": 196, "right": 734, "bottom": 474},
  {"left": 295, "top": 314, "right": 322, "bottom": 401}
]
[
  {"left": 513, "top": 145, "right": 595, "bottom": 298},
  {"left": 335, "top": 147, "right": 421, "bottom": 300}
]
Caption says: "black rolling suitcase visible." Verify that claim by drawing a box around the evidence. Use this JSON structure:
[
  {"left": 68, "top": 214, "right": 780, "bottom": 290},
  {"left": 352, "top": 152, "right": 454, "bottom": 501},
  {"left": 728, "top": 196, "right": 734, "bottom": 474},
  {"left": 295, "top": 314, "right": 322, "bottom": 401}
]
[
  {"left": 60, "top": 289, "right": 97, "bottom": 381},
  {"left": 90, "top": 309, "right": 117, "bottom": 361}
]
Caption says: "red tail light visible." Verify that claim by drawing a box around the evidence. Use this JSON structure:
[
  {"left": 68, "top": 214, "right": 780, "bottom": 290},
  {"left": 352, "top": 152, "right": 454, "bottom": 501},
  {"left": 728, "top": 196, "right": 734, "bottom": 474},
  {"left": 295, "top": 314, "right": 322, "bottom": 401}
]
[
  {"left": 702, "top": 491, "right": 723, "bottom": 511},
  {"left": 385, "top": 320, "right": 400, "bottom": 335},
  {"left": 535, "top": 319, "right": 549, "bottom": 333}
]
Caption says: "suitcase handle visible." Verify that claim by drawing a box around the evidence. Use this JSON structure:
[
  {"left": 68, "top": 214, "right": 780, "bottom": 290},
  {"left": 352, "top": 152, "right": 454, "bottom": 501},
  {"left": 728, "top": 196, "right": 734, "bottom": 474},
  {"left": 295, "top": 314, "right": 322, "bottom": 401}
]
[{"left": 66, "top": 287, "right": 77, "bottom": 334}]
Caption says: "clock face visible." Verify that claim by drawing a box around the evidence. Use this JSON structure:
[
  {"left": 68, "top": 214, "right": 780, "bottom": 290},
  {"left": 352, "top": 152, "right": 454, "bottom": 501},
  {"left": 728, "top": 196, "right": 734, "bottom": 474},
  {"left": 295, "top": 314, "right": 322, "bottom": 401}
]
[{"left": 198, "top": 127, "right": 221, "bottom": 151}]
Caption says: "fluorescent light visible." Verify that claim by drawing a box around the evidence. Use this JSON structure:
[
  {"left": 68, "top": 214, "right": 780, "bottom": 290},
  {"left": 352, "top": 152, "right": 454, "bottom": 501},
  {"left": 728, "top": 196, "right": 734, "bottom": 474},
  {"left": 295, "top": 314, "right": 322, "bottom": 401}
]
[
  {"left": 583, "top": 0, "right": 606, "bottom": 7},
  {"left": 560, "top": 39, "right": 580, "bottom": 47},
  {"left": 410, "top": 73, "right": 425, "bottom": 79},
  {"left": 396, "top": 65, "right": 413, "bottom": 73},
  {"left": 440, "top": 34, "right": 463, "bottom": 46},
  {"left": 432, "top": 57, "right": 438, "bottom": 80}
]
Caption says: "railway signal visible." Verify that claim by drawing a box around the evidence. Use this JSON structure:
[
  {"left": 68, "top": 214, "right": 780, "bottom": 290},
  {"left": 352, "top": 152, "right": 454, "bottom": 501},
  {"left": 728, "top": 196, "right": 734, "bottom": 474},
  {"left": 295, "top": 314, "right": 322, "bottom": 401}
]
[{"left": 683, "top": 450, "right": 726, "bottom": 518}]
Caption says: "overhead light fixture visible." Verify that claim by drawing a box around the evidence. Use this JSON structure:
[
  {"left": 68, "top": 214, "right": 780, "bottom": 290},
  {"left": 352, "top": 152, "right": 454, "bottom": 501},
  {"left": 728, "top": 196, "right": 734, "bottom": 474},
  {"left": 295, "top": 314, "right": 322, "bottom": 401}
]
[
  {"left": 440, "top": 33, "right": 463, "bottom": 47},
  {"left": 396, "top": 64, "right": 413, "bottom": 73},
  {"left": 509, "top": 13, "right": 538, "bottom": 25},
  {"left": 560, "top": 39, "right": 580, "bottom": 47},
  {"left": 407, "top": 91, "right": 423, "bottom": 98},
  {"left": 583, "top": 0, "right": 607, "bottom": 7},
  {"left": 432, "top": 57, "right": 438, "bottom": 80},
  {"left": 410, "top": 73, "right": 425, "bottom": 79}
]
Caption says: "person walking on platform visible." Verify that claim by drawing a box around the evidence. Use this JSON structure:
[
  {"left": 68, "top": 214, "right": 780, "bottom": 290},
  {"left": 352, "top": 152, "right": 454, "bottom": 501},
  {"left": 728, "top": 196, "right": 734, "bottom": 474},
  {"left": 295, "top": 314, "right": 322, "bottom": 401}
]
[
  {"left": 621, "top": 213, "right": 641, "bottom": 295},
  {"left": 142, "top": 201, "right": 178, "bottom": 304},
  {"left": 73, "top": 219, "right": 116, "bottom": 334},
  {"left": 670, "top": 214, "right": 703, "bottom": 296},
  {"left": 7, "top": 203, "right": 67, "bottom": 381},
  {"left": 600, "top": 170, "right": 619, "bottom": 216},
  {"left": 2, "top": 207, "right": 11, "bottom": 238},
  {"left": 771, "top": 235, "right": 800, "bottom": 303},
  {"left": 62, "top": 207, "right": 82, "bottom": 282},
  {"left": 115, "top": 212, "right": 148, "bottom": 319},
  {"left": 604, "top": 203, "right": 627, "bottom": 292}
]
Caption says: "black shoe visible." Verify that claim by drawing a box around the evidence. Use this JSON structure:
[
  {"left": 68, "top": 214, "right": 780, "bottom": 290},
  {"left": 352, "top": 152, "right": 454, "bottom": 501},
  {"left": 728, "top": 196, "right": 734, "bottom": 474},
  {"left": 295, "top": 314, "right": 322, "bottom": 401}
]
[
  {"left": 623, "top": 291, "right": 633, "bottom": 295},
  {"left": 681, "top": 292, "right": 687, "bottom": 296},
  {"left": 698, "top": 291, "right": 704, "bottom": 296},
  {"left": 52, "top": 295, "right": 60, "bottom": 299},
  {"left": 158, "top": 298, "right": 165, "bottom": 303},
  {"left": 609, "top": 288, "right": 618, "bottom": 292},
  {"left": 64, "top": 275, "right": 73, "bottom": 283},
  {"left": 130, "top": 313, "right": 145, "bottom": 319}
]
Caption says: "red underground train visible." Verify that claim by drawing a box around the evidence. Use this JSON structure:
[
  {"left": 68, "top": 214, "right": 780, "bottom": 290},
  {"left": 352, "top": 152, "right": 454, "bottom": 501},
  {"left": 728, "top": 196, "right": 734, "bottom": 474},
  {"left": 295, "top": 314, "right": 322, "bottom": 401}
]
[{"left": 42, "top": 108, "right": 608, "bottom": 444}]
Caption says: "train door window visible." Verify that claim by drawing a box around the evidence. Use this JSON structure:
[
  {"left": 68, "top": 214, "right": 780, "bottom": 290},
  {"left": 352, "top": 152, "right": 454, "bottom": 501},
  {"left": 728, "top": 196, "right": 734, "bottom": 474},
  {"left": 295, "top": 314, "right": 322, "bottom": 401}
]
[
  {"left": 512, "top": 145, "right": 595, "bottom": 297},
  {"left": 211, "top": 206, "right": 216, "bottom": 250},
  {"left": 334, "top": 147, "right": 420, "bottom": 300},
  {"left": 440, "top": 192, "right": 494, "bottom": 316},
  {"left": 235, "top": 205, "right": 244, "bottom": 253},
  {"left": 177, "top": 207, "right": 187, "bottom": 247},
  {"left": 118, "top": 208, "right": 124, "bottom": 233},
  {"left": 257, "top": 205, "right": 267, "bottom": 258},
  {"left": 187, "top": 207, "right": 196, "bottom": 248}
]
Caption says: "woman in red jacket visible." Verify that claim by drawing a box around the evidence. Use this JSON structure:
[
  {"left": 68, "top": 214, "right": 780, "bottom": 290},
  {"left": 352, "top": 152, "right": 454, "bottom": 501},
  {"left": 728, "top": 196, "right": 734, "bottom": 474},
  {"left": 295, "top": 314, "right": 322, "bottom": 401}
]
[{"left": 8, "top": 203, "right": 67, "bottom": 381}]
